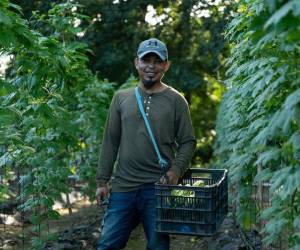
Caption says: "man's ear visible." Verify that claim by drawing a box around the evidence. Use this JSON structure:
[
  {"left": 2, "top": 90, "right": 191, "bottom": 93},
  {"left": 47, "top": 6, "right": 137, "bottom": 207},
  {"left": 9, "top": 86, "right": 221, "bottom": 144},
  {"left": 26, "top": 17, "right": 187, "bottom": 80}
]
[
  {"left": 164, "top": 61, "right": 171, "bottom": 72},
  {"left": 134, "top": 58, "right": 139, "bottom": 70}
]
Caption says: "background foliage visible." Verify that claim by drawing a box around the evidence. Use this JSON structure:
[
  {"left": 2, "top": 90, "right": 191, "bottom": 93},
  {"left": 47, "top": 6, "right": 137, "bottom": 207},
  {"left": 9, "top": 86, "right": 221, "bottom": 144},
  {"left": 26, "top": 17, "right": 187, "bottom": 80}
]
[
  {"left": 11, "top": 0, "right": 232, "bottom": 165},
  {"left": 214, "top": 0, "right": 300, "bottom": 248},
  {"left": 0, "top": 1, "right": 114, "bottom": 248},
  {"left": 4, "top": 0, "right": 299, "bottom": 249},
  {"left": 1, "top": 0, "right": 230, "bottom": 248}
]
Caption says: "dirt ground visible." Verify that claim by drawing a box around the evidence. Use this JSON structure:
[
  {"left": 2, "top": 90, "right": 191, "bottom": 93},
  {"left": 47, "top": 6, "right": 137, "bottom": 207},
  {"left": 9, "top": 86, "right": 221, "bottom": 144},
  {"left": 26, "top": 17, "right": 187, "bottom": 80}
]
[{"left": 1, "top": 198, "right": 261, "bottom": 250}]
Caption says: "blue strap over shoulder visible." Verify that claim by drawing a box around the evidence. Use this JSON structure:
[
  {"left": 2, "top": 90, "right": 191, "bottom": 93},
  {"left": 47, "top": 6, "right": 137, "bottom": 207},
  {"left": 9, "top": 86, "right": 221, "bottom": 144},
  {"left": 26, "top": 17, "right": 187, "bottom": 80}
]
[{"left": 134, "top": 87, "right": 169, "bottom": 172}]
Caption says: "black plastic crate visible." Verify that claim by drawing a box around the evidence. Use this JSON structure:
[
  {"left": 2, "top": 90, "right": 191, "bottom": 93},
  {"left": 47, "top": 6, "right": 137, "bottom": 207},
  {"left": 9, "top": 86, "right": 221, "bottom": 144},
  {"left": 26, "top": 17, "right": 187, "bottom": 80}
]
[{"left": 155, "top": 168, "right": 228, "bottom": 236}]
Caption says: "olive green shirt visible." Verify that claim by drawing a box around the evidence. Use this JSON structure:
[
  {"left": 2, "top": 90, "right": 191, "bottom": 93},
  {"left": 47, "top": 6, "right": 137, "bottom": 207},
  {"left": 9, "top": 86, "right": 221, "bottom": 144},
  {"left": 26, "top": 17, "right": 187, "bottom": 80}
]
[{"left": 97, "top": 86, "right": 196, "bottom": 192}]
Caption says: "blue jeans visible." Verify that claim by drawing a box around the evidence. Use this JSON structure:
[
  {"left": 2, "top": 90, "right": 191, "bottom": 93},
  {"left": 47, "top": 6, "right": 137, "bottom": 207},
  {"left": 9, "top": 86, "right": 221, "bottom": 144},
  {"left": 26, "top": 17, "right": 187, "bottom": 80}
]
[{"left": 98, "top": 184, "right": 170, "bottom": 250}]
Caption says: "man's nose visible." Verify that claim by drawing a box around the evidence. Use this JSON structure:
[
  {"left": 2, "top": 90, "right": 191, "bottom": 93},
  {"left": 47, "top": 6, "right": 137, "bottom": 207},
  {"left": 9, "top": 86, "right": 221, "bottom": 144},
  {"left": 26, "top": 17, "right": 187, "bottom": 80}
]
[{"left": 148, "top": 61, "right": 155, "bottom": 68}]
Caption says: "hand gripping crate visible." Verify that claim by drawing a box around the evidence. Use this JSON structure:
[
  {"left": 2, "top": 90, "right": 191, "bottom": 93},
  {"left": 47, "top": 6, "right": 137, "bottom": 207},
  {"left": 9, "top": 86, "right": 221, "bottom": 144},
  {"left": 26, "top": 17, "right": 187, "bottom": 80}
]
[{"left": 155, "top": 168, "right": 228, "bottom": 236}]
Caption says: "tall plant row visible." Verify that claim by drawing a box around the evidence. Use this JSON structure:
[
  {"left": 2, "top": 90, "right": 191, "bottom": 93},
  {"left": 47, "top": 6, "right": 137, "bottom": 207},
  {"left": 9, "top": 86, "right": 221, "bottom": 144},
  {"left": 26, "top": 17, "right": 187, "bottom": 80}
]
[
  {"left": 0, "top": 1, "right": 114, "bottom": 248},
  {"left": 214, "top": 0, "right": 300, "bottom": 248}
]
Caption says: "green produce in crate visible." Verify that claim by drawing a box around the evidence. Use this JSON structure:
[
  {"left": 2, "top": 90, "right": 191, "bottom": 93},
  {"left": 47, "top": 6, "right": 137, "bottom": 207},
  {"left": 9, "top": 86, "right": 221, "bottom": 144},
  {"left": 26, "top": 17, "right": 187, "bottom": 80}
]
[
  {"left": 168, "top": 181, "right": 207, "bottom": 208},
  {"left": 170, "top": 181, "right": 205, "bottom": 198},
  {"left": 171, "top": 190, "right": 194, "bottom": 197},
  {"left": 171, "top": 184, "right": 194, "bottom": 197},
  {"left": 192, "top": 180, "right": 205, "bottom": 187}
]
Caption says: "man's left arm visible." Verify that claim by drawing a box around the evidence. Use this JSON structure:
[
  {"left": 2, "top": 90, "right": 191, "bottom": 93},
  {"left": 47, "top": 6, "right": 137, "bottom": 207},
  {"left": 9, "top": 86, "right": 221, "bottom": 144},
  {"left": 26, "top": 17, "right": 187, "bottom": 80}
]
[{"left": 165, "top": 98, "right": 196, "bottom": 184}]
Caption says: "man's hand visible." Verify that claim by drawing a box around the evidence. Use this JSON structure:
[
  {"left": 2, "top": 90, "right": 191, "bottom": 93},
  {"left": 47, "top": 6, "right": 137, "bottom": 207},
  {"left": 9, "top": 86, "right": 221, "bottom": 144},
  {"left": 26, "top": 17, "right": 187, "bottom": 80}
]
[
  {"left": 160, "top": 169, "right": 179, "bottom": 185},
  {"left": 95, "top": 185, "right": 109, "bottom": 205}
]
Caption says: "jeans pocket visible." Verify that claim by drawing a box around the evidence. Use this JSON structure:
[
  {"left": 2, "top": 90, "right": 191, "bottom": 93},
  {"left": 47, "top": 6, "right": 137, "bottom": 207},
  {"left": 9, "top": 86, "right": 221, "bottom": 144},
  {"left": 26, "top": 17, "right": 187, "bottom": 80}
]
[{"left": 109, "top": 191, "right": 136, "bottom": 204}]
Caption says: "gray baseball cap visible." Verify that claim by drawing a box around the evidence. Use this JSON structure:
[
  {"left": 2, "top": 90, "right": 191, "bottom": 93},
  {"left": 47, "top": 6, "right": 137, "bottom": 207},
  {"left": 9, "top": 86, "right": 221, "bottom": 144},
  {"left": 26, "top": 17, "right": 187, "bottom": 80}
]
[{"left": 137, "top": 38, "right": 168, "bottom": 61}]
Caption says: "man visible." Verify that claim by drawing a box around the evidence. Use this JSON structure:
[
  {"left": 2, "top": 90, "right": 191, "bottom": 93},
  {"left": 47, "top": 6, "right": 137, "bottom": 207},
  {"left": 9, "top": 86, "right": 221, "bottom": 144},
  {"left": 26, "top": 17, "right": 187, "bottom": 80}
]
[{"left": 96, "top": 38, "right": 196, "bottom": 250}]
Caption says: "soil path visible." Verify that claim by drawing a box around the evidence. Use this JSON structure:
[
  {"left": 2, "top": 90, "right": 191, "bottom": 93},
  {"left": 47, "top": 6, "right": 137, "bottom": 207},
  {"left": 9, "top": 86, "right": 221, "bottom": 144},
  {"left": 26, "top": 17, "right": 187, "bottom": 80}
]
[{"left": 1, "top": 199, "right": 260, "bottom": 250}]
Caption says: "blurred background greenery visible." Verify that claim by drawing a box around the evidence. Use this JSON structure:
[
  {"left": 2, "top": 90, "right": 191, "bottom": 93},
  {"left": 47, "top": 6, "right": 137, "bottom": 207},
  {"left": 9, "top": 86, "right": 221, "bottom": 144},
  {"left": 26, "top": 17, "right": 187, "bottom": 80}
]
[{"left": 9, "top": 0, "right": 233, "bottom": 167}]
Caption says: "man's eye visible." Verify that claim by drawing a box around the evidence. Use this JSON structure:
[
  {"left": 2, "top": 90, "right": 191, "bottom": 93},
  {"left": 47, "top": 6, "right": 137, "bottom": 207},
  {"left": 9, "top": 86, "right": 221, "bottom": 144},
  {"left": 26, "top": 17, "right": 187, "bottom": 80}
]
[{"left": 140, "top": 58, "right": 163, "bottom": 64}]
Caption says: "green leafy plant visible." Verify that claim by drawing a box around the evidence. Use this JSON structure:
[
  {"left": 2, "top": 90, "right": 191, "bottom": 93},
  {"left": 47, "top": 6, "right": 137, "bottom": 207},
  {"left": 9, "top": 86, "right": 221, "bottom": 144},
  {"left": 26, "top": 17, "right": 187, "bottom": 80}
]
[
  {"left": 214, "top": 0, "right": 300, "bottom": 248},
  {"left": 1, "top": 1, "right": 114, "bottom": 249}
]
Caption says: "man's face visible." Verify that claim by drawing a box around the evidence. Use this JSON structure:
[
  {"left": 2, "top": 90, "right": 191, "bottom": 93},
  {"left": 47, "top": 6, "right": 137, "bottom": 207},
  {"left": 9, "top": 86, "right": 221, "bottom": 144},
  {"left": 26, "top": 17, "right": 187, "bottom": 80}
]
[{"left": 135, "top": 53, "right": 170, "bottom": 89}]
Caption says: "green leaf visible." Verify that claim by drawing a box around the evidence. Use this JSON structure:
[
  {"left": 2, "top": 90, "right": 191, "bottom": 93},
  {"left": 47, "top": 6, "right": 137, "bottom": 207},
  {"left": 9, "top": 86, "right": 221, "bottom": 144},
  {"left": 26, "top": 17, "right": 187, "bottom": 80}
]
[
  {"left": 254, "top": 168, "right": 272, "bottom": 183},
  {"left": 0, "top": 108, "right": 19, "bottom": 125},
  {"left": 8, "top": 3, "right": 23, "bottom": 15},
  {"left": 254, "top": 147, "right": 281, "bottom": 166},
  {"left": 293, "top": 217, "right": 300, "bottom": 230},
  {"left": 263, "top": 217, "right": 287, "bottom": 239},
  {"left": 18, "top": 145, "right": 35, "bottom": 153},
  {"left": 284, "top": 89, "right": 300, "bottom": 110},
  {"left": 0, "top": 9, "right": 11, "bottom": 25},
  {"left": 266, "top": 0, "right": 277, "bottom": 12},
  {"left": 288, "top": 132, "right": 300, "bottom": 159},
  {"left": 279, "top": 171, "right": 298, "bottom": 200},
  {"left": 251, "top": 126, "right": 269, "bottom": 146},
  {"left": 0, "top": 152, "right": 11, "bottom": 167},
  {"left": 1, "top": 92, "right": 17, "bottom": 106},
  {"left": 270, "top": 166, "right": 292, "bottom": 193},
  {"left": 264, "top": 1, "right": 298, "bottom": 28},
  {"left": 48, "top": 210, "right": 60, "bottom": 220}
]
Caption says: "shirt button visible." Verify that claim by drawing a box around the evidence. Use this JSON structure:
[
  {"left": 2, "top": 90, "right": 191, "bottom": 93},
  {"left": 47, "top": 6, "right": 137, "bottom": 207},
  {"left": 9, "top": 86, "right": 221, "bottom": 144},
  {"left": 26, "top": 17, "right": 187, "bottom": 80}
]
[
  {"left": 146, "top": 113, "right": 149, "bottom": 116},
  {"left": 149, "top": 96, "right": 152, "bottom": 99},
  {"left": 146, "top": 107, "right": 150, "bottom": 109},
  {"left": 148, "top": 101, "right": 151, "bottom": 104}
]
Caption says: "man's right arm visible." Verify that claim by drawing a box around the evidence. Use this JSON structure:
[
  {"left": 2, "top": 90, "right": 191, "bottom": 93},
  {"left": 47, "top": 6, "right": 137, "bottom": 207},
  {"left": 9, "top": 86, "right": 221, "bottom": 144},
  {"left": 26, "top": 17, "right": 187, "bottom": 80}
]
[{"left": 96, "top": 93, "right": 121, "bottom": 202}]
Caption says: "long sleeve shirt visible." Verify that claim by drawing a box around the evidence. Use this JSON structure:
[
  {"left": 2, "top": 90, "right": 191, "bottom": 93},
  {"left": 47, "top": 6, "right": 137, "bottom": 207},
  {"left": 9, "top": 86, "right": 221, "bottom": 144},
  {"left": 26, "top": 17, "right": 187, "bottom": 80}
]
[{"left": 97, "top": 85, "right": 196, "bottom": 192}]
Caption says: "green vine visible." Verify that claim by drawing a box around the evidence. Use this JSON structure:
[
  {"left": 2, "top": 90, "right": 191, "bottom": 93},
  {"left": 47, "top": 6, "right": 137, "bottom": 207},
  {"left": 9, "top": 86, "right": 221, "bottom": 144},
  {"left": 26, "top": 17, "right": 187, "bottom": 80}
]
[
  {"left": 0, "top": 1, "right": 114, "bottom": 248},
  {"left": 214, "top": 0, "right": 300, "bottom": 248}
]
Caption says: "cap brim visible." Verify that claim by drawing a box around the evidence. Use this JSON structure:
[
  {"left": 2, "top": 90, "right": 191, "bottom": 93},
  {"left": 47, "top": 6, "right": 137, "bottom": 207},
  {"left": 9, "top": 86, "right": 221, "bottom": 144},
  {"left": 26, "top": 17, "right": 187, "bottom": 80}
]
[{"left": 138, "top": 50, "right": 167, "bottom": 61}]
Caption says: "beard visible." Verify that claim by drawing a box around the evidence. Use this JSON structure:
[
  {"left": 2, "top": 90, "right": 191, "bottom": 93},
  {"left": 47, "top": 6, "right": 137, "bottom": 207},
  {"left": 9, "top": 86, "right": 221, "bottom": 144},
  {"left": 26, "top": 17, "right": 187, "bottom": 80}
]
[{"left": 142, "top": 78, "right": 156, "bottom": 89}]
